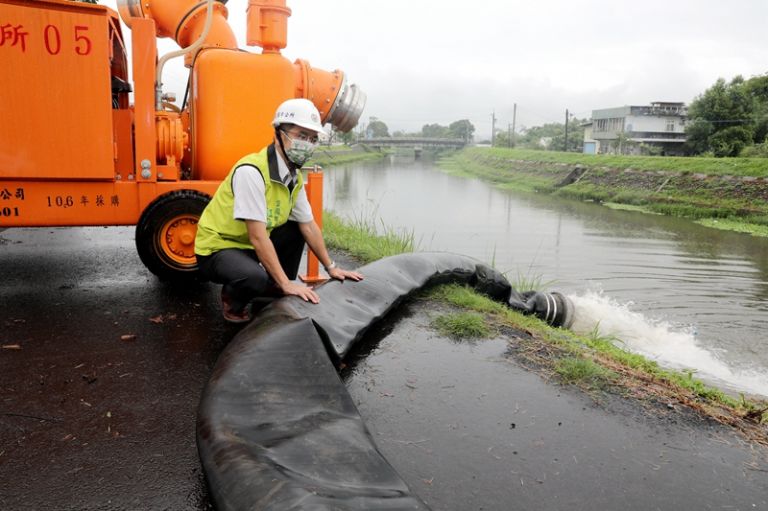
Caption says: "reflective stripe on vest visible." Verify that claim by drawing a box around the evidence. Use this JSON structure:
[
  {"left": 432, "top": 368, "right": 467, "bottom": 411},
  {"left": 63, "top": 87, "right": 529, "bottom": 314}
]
[{"left": 194, "top": 145, "right": 304, "bottom": 256}]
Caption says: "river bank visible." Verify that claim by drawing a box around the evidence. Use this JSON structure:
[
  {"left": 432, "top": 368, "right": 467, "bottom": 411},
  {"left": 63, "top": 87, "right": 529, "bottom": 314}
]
[
  {"left": 308, "top": 143, "right": 388, "bottom": 167},
  {"left": 322, "top": 215, "right": 768, "bottom": 509},
  {"left": 323, "top": 210, "right": 768, "bottom": 446},
  {"left": 440, "top": 147, "right": 768, "bottom": 237}
]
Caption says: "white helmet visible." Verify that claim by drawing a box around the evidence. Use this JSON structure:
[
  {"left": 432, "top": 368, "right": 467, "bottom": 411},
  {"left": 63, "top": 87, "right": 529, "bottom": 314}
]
[{"left": 272, "top": 98, "right": 325, "bottom": 133}]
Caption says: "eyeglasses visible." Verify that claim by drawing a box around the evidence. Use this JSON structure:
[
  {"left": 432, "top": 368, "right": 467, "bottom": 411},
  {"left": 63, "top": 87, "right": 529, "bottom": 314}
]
[{"left": 284, "top": 130, "right": 318, "bottom": 144}]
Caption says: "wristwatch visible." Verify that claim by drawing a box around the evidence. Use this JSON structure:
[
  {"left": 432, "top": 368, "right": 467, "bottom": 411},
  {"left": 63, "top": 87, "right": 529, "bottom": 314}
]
[{"left": 324, "top": 260, "right": 337, "bottom": 272}]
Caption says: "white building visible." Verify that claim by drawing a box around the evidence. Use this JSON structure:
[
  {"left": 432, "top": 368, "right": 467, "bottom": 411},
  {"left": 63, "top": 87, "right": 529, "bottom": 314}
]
[{"left": 586, "top": 102, "right": 688, "bottom": 156}]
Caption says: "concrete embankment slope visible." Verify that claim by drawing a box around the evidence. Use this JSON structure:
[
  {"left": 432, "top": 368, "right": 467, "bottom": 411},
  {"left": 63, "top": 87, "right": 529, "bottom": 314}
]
[{"left": 444, "top": 148, "right": 768, "bottom": 232}]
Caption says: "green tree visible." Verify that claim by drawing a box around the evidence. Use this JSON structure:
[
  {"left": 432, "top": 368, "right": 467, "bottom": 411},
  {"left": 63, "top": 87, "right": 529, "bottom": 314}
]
[
  {"left": 516, "top": 123, "right": 562, "bottom": 149},
  {"left": 683, "top": 119, "right": 713, "bottom": 155},
  {"left": 513, "top": 119, "right": 585, "bottom": 151},
  {"left": 338, "top": 129, "right": 356, "bottom": 145},
  {"left": 552, "top": 117, "right": 586, "bottom": 152},
  {"left": 740, "top": 140, "right": 768, "bottom": 157},
  {"left": 421, "top": 123, "right": 450, "bottom": 138},
  {"left": 448, "top": 119, "right": 475, "bottom": 143},
  {"left": 367, "top": 118, "right": 390, "bottom": 138},
  {"left": 493, "top": 129, "right": 513, "bottom": 147},
  {"left": 743, "top": 74, "right": 768, "bottom": 144},
  {"left": 685, "top": 75, "right": 762, "bottom": 156},
  {"left": 709, "top": 126, "right": 753, "bottom": 157}
]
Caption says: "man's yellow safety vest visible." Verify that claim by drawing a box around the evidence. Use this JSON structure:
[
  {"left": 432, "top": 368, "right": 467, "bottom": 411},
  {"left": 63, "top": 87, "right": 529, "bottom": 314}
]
[{"left": 194, "top": 145, "right": 304, "bottom": 256}]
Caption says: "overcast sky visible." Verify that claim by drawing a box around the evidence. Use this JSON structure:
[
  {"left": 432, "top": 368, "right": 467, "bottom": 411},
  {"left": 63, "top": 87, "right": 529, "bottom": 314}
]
[{"left": 105, "top": 0, "right": 768, "bottom": 139}]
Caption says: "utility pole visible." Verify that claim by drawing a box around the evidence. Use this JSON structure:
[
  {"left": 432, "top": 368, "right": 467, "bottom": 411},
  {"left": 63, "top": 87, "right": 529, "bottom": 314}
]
[
  {"left": 491, "top": 111, "right": 497, "bottom": 146},
  {"left": 511, "top": 103, "right": 517, "bottom": 147},
  {"left": 564, "top": 108, "right": 569, "bottom": 152}
]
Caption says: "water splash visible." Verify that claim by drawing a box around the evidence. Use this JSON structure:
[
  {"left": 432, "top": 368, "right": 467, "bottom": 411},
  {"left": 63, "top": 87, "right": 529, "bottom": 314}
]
[{"left": 567, "top": 291, "right": 768, "bottom": 398}]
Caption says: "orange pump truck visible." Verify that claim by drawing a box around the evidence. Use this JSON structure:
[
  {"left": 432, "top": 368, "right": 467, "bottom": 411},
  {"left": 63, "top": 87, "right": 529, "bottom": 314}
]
[{"left": 0, "top": 0, "right": 365, "bottom": 279}]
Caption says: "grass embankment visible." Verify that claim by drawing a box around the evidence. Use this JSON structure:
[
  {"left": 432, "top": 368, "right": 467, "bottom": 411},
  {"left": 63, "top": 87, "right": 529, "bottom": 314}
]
[
  {"left": 322, "top": 210, "right": 768, "bottom": 441},
  {"left": 440, "top": 147, "right": 768, "bottom": 236},
  {"left": 308, "top": 144, "right": 387, "bottom": 167},
  {"left": 323, "top": 211, "right": 417, "bottom": 263},
  {"left": 475, "top": 147, "right": 768, "bottom": 176}
]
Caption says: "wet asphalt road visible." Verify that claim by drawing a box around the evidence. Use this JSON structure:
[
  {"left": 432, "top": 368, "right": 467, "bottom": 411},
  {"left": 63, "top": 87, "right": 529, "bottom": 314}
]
[
  {"left": 3, "top": 227, "right": 768, "bottom": 511},
  {"left": 0, "top": 227, "right": 229, "bottom": 510}
]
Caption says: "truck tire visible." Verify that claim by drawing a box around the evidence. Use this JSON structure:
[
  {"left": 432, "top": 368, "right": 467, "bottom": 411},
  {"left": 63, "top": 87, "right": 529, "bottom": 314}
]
[{"left": 135, "top": 190, "right": 210, "bottom": 280}]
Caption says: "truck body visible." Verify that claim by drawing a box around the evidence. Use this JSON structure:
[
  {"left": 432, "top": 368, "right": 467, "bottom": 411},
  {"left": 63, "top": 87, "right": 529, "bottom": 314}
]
[{"left": 0, "top": 0, "right": 364, "bottom": 278}]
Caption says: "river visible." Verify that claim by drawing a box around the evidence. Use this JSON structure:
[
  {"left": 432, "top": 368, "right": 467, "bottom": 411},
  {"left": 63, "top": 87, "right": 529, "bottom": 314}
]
[{"left": 325, "top": 154, "right": 768, "bottom": 398}]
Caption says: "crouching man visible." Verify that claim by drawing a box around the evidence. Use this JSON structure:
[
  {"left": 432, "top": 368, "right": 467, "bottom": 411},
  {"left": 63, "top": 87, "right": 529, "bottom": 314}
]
[{"left": 194, "top": 98, "right": 363, "bottom": 322}]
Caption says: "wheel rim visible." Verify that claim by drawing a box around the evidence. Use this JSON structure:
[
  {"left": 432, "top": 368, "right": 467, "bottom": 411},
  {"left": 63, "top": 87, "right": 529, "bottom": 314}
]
[{"left": 158, "top": 214, "right": 199, "bottom": 268}]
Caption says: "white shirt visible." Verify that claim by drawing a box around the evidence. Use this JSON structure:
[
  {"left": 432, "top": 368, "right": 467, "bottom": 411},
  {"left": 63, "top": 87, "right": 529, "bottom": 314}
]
[{"left": 231, "top": 153, "right": 314, "bottom": 224}]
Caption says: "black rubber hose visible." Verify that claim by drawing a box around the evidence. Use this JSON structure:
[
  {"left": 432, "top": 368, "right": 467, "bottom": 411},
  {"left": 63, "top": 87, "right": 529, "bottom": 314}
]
[
  {"left": 197, "top": 252, "right": 573, "bottom": 510},
  {"left": 508, "top": 290, "right": 575, "bottom": 328}
]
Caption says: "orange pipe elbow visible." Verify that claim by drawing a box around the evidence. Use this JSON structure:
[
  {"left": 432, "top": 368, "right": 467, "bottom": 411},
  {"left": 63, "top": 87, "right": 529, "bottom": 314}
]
[
  {"left": 118, "top": 0, "right": 237, "bottom": 49},
  {"left": 293, "top": 59, "right": 345, "bottom": 123}
]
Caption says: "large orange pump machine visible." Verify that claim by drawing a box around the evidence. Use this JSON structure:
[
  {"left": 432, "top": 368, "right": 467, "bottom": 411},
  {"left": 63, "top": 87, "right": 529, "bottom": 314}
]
[{"left": 0, "top": 0, "right": 365, "bottom": 278}]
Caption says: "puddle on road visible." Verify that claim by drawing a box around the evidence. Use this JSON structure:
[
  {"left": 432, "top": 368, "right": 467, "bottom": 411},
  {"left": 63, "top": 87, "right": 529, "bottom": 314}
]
[{"left": 343, "top": 301, "right": 768, "bottom": 511}]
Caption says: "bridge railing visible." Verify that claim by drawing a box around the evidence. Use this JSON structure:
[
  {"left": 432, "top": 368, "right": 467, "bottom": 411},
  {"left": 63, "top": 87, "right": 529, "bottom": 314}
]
[{"left": 361, "top": 137, "right": 467, "bottom": 147}]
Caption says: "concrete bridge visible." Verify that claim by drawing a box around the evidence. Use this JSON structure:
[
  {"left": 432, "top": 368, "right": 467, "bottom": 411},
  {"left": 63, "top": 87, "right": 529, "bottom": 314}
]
[{"left": 362, "top": 137, "right": 467, "bottom": 149}]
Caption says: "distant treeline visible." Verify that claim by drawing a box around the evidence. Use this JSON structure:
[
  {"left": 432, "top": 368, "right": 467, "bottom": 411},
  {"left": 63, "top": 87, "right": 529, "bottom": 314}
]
[
  {"left": 491, "top": 119, "right": 586, "bottom": 152},
  {"left": 685, "top": 74, "right": 768, "bottom": 157},
  {"left": 339, "top": 118, "right": 476, "bottom": 145}
]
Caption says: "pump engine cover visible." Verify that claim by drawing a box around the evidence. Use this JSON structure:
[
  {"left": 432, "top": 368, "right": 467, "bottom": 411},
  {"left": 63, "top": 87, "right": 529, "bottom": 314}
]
[{"left": 191, "top": 49, "right": 296, "bottom": 181}]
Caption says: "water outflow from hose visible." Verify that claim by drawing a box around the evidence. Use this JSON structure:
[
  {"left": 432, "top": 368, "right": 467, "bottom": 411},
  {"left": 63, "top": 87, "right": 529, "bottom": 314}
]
[{"left": 567, "top": 291, "right": 768, "bottom": 397}]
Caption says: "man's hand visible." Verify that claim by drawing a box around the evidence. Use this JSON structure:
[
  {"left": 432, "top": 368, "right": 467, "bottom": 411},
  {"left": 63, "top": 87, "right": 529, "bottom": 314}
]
[
  {"left": 298, "top": 222, "right": 364, "bottom": 284},
  {"left": 328, "top": 266, "right": 364, "bottom": 282},
  {"left": 280, "top": 281, "right": 320, "bottom": 304}
]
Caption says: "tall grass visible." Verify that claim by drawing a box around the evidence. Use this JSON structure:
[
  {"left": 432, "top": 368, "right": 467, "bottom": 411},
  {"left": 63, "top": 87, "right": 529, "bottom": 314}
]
[
  {"left": 323, "top": 210, "right": 418, "bottom": 263},
  {"left": 507, "top": 269, "right": 553, "bottom": 292}
]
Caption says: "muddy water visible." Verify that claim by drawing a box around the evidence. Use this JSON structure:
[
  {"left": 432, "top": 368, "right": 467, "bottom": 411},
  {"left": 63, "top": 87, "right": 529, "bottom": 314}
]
[{"left": 326, "top": 155, "right": 768, "bottom": 397}]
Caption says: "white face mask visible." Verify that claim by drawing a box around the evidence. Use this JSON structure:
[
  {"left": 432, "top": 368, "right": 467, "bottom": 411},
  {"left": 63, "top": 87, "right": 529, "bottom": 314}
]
[{"left": 283, "top": 132, "right": 318, "bottom": 166}]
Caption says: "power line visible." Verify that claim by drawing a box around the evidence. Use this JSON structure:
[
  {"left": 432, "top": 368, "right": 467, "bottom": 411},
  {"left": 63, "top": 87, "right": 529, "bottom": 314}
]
[{"left": 691, "top": 117, "right": 768, "bottom": 124}]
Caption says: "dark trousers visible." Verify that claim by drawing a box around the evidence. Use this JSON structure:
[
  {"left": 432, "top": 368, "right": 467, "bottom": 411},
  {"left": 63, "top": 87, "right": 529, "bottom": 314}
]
[{"left": 196, "top": 221, "right": 305, "bottom": 312}]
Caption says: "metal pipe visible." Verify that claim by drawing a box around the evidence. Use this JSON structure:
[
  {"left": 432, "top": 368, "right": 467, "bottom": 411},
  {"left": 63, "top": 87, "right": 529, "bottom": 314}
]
[{"left": 154, "top": 0, "right": 215, "bottom": 110}]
